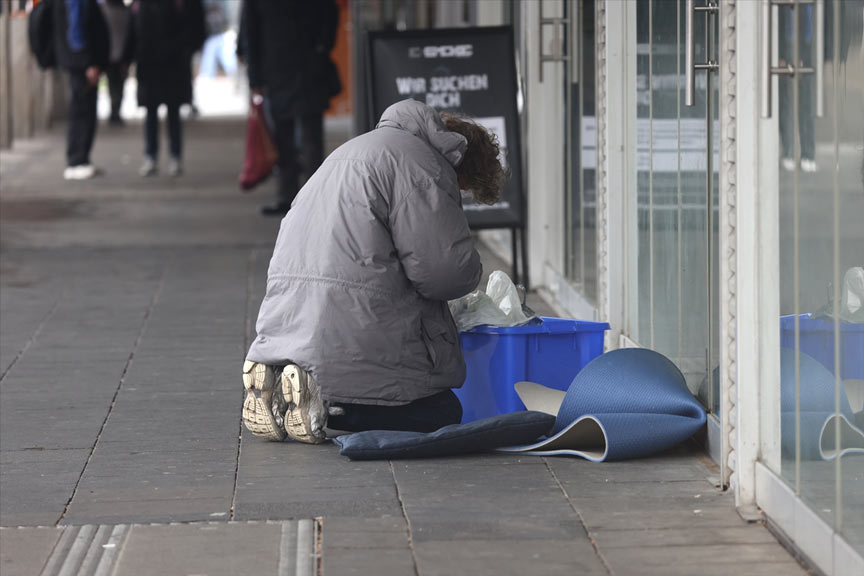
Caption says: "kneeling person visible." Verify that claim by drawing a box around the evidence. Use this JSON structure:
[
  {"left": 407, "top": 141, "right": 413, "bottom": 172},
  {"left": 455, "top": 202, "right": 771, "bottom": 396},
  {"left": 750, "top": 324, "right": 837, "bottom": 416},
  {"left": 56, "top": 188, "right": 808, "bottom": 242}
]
[{"left": 241, "top": 99, "right": 505, "bottom": 443}]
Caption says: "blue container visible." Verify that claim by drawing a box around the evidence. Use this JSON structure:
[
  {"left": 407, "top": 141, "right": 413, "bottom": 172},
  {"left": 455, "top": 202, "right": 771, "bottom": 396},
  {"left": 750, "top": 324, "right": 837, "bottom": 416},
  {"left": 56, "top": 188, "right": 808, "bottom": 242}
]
[
  {"left": 456, "top": 317, "right": 609, "bottom": 422},
  {"left": 779, "top": 314, "right": 864, "bottom": 381}
]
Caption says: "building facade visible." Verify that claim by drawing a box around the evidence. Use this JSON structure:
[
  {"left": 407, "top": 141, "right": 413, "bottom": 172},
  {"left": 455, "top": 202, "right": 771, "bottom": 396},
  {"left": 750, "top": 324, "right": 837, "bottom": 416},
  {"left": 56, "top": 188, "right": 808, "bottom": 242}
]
[{"left": 353, "top": 1, "right": 863, "bottom": 574}]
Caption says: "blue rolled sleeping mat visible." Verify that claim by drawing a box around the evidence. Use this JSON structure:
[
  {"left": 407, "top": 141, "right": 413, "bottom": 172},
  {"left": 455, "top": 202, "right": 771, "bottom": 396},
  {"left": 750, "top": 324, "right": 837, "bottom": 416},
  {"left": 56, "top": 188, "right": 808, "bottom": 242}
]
[
  {"left": 335, "top": 348, "right": 709, "bottom": 461},
  {"left": 499, "top": 348, "right": 706, "bottom": 461},
  {"left": 780, "top": 347, "right": 864, "bottom": 461}
]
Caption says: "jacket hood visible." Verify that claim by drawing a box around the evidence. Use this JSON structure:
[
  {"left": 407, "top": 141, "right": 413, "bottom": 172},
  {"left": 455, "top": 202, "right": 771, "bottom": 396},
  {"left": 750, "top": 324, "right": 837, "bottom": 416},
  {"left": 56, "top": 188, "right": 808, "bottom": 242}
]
[{"left": 376, "top": 99, "right": 466, "bottom": 167}]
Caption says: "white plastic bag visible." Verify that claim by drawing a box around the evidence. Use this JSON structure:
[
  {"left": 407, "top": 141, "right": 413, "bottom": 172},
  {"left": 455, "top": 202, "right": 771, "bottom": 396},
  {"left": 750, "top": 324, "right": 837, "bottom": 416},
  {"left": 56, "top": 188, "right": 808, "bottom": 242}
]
[
  {"left": 448, "top": 270, "right": 537, "bottom": 332},
  {"left": 814, "top": 266, "right": 864, "bottom": 323},
  {"left": 840, "top": 267, "right": 864, "bottom": 323}
]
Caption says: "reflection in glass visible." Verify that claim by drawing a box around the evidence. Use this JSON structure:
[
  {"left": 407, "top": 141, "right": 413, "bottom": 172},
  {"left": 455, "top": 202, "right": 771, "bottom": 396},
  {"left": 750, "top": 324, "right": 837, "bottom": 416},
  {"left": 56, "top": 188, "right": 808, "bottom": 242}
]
[
  {"left": 776, "top": 0, "right": 864, "bottom": 556},
  {"left": 565, "top": 1, "right": 598, "bottom": 304},
  {"left": 629, "top": 0, "right": 718, "bottom": 411}
]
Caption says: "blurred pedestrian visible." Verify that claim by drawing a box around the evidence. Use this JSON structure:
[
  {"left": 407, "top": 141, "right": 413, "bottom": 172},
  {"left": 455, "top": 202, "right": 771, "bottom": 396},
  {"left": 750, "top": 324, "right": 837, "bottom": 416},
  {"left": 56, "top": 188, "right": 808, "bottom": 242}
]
[
  {"left": 778, "top": 3, "right": 816, "bottom": 173},
  {"left": 241, "top": 100, "right": 506, "bottom": 444},
  {"left": 98, "top": 0, "right": 136, "bottom": 126},
  {"left": 133, "top": 0, "right": 206, "bottom": 177},
  {"left": 243, "top": 0, "right": 341, "bottom": 216},
  {"left": 198, "top": 0, "right": 236, "bottom": 79},
  {"left": 54, "top": 0, "right": 110, "bottom": 180}
]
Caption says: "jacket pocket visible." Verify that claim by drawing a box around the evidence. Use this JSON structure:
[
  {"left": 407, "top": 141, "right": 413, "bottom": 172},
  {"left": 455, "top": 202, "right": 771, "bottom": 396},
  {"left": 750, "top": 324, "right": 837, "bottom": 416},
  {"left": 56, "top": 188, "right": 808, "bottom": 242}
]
[{"left": 420, "top": 317, "right": 456, "bottom": 373}]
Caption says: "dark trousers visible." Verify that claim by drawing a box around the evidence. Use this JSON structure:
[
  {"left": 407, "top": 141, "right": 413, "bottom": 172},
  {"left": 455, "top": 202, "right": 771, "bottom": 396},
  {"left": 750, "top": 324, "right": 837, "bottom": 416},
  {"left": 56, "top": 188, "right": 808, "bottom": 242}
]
[
  {"left": 272, "top": 113, "right": 324, "bottom": 205},
  {"left": 105, "top": 62, "right": 127, "bottom": 120},
  {"left": 328, "top": 390, "right": 463, "bottom": 433},
  {"left": 66, "top": 70, "right": 98, "bottom": 167},
  {"left": 779, "top": 72, "right": 815, "bottom": 161},
  {"left": 144, "top": 104, "right": 182, "bottom": 160}
]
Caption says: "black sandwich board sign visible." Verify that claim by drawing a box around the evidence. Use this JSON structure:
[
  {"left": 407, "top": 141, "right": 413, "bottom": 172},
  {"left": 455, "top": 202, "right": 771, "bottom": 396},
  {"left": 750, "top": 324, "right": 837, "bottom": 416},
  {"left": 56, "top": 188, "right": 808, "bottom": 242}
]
[{"left": 367, "top": 26, "right": 528, "bottom": 285}]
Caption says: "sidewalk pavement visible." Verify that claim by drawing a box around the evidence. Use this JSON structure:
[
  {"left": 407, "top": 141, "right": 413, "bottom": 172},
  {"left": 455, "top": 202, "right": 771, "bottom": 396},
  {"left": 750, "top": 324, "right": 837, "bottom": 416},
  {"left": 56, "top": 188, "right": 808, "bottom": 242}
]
[{"left": 0, "top": 119, "right": 810, "bottom": 576}]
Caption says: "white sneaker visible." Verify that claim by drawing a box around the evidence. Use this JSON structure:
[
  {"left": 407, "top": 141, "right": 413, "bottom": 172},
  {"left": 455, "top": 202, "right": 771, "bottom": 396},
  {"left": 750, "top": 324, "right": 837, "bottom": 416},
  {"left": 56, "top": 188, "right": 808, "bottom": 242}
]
[
  {"left": 282, "top": 364, "right": 328, "bottom": 444},
  {"left": 168, "top": 157, "right": 183, "bottom": 177},
  {"left": 63, "top": 164, "right": 99, "bottom": 180},
  {"left": 139, "top": 157, "right": 158, "bottom": 177},
  {"left": 800, "top": 159, "right": 818, "bottom": 173},
  {"left": 242, "top": 361, "right": 288, "bottom": 441},
  {"left": 781, "top": 157, "right": 796, "bottom": 172}
]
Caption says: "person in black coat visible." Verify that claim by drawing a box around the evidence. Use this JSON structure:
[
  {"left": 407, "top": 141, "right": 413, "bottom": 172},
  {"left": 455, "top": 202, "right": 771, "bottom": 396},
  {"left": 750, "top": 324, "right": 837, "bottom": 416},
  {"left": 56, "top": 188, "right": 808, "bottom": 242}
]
[
  {"left": 53, "top": 0, "right": 110, "bottom": 180},
  {"left": 133, "top": 0, "right": 206, "bottom": 177},
  {"left": 99, "top": 0, "right": 136, "bottom": 126},
  {"left": 243, "top": 0, "right": 341, "bottom": 216}
]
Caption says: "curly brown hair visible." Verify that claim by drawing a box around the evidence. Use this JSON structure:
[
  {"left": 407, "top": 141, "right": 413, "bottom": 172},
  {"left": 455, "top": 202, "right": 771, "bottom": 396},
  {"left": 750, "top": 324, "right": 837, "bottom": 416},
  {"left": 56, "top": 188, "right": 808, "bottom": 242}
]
[{"left": 441, "top": 113, "right": 508, "bottom": 205}]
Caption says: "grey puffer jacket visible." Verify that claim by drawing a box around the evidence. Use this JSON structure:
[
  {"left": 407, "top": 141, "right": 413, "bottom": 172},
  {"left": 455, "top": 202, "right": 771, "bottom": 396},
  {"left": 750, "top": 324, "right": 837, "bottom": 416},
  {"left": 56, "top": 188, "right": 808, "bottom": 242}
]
[{"left": 247, "top": 99, "right": 482, "bottom": 406}]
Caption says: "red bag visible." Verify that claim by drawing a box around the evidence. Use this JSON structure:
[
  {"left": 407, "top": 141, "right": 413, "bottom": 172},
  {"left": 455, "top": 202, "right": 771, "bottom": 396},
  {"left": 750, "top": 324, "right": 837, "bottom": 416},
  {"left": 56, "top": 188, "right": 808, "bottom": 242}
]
[{"left": 239, "top": 96, "right": 278, "bottom": 191}]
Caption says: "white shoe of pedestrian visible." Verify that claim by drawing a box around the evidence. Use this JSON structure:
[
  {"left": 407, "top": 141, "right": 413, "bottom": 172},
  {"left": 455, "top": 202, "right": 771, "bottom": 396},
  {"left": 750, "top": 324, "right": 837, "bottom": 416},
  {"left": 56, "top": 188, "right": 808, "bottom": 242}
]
[
  {"left": 282, "top": 364, "right": 328, "bottom": 444},
  {"left": 168, "top": 157, "right": 183, "bottom": 177},
  {"left": 800, "top": 158, "right": 818, "bottom": 173},
  {"left": 781, "top": 157, "right": 796, "bottom": 172},
  {"left": 63, "top": 164, "right": 99, "bottom": 180},
  {"left": 242, "top": 361, "right": 288, "bottom": 441},
  {"left": 139, "top": 157, "right": 158, "bottom": 177}
]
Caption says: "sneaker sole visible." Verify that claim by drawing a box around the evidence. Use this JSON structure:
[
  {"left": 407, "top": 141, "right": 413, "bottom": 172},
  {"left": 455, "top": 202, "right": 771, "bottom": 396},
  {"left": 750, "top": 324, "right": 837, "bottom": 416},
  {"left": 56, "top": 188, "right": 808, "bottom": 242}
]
[
  {"left": 282, "top": 365, "right": 327, "bottom": 444},
  {"left": 242, "top": 361, "right": 287, "bottom": 441}
]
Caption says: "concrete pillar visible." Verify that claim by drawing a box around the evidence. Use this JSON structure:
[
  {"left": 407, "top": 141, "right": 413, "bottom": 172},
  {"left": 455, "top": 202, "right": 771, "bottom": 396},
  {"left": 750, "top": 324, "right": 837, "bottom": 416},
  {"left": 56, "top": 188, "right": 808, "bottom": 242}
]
[
  {"left": 0, "top": 11, "right": 12, "bottom": 149},
  {"left": 10, "top": 14, "right": 34, "bottom": 140}
]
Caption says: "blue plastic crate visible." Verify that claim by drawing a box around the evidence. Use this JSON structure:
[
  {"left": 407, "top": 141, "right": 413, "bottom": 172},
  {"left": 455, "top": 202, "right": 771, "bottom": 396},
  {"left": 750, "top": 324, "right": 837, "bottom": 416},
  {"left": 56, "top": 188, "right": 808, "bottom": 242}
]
[
  {"left": 780, "top": 314, "right": 864, "bottom": 381},
  {"left": 456, "top": 317, "right": 610, "bottom": 422}
]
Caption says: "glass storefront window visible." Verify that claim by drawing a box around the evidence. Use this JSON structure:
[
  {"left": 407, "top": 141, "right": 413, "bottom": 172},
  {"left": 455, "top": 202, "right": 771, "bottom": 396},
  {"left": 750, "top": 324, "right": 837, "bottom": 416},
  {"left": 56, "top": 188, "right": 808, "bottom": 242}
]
[
  {"left": 565, "top": 0, "right": 598, "bottom": 305},
  {"left": 771, "top": 0, "right": 864, "bottom": 556},
  {"left": 627, "top": 0, "right": 720, "bottom": 411}
]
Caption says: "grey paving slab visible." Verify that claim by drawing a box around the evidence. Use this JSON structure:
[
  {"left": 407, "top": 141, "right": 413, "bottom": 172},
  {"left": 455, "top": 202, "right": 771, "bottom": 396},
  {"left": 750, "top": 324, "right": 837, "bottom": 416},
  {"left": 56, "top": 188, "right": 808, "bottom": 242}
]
[
  {"left": 546, "top": 451, "right": 713, "bottom": 484},
  {"left": 409, "top": 517, "right": 588, "bottom": 544},
  {"left": 559, "top": 478, "right": 723, "bottom": 502},
  {"left": 323, "top": 548, "right": 416, "bottom": 576},
  {"left": 0, "top": 412, "right": 108, "bottom": 452},
  {"left": 572, "top": 500, "right": 756, "bottom": 532},
  {"left": 78, "top": 447, "right": 238, "bottom": 470},
  {"left": 53, "top": 247, "right": 251, "bottom": 525},
  {"left": 600, "top": 544, "right": 808, "bottom": 576},
  {"left": 0, "top": 527, "right": 62, "bottom": 576},
  {"left": 321, "top": 516, "right": 409, "bottom": 548},
  {"left": 64, "top": 446, "right": 238, "bottom": 523},
  {"left": 592, "top": 525, "right": 782, "bottom": 548},
  {"left": 320, "top": 517, "right": 415, "bottom": 576},
  {"left": 0, "top": 287, "right": 60, "bottom": 375},
  {"left": 0, "top": 449, "right": 88, "bottom": 489},
  {"left": 413, "top": 539, "right": 608, "bottom": 576},
  {"left": 0, "top": 449, "right": 84, "bottom": 527},
  {"left": 236, "top": 499, "right": 402, "bottom": 522},
  {"left": 61, "top": 497, "right": 234, "bottom": 525},
  {"left": 1, "top": 376, "right": 125, "bottom": 398},
  {"left": 68, "top": 475, "right": 236, "bottom": 500},
  {"left": 114, "top": 522, "right": 282, "bottom": 576},
  {"left": 392, "top": 458, "right": 586, "bottom": 542},
  {"left": 234, "top": 437, "right": 403, "bottom": 520},
  {"left": 95, "top": 437, "right": 240, "bottom": 453}
]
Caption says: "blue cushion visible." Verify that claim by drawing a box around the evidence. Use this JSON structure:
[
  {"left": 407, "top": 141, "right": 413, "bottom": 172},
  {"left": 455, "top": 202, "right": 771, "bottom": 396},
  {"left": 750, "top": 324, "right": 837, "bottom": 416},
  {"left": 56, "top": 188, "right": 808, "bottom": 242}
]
[{"left": 333, "top": 411, "right": 556, "bottom": 461}]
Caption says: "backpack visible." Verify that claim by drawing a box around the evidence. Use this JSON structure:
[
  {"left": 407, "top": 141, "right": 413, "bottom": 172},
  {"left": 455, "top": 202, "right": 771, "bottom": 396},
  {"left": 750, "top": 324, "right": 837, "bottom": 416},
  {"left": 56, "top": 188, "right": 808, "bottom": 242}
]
[{"left": 28, "top": 0, "right": 56, "bottom": 70}]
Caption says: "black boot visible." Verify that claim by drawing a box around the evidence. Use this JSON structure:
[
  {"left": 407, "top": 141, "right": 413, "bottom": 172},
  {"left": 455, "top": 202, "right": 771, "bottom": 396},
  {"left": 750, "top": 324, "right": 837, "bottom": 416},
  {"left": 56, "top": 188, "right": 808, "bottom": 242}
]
[{"left": 259, "top": 202, "right": 291, "bottom": 217}]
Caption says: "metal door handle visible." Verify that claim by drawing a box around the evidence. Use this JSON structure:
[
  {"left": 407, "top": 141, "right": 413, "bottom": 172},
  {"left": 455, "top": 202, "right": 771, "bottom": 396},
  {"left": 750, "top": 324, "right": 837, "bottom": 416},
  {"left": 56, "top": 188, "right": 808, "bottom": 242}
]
[
  {"left": 685, "top": 0, "right": 720, "bottom": 107},
  {"left": 539, "top": 0, "right": 569, "bottom": 83},
  {"left": 686, "top": 0, "right": 695, "bottom": 105},
  {"left": 569, "top": 0, "right": 579, "bottom": 81},
  {"left": 761, "top": 0, "right": 824, "bottom": 118},
  {"left": 815, "top": 0, "right": 824, "bottom": 117},
  {"left": 761, "top": 0, "right": 772, "bottom": 117}
]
